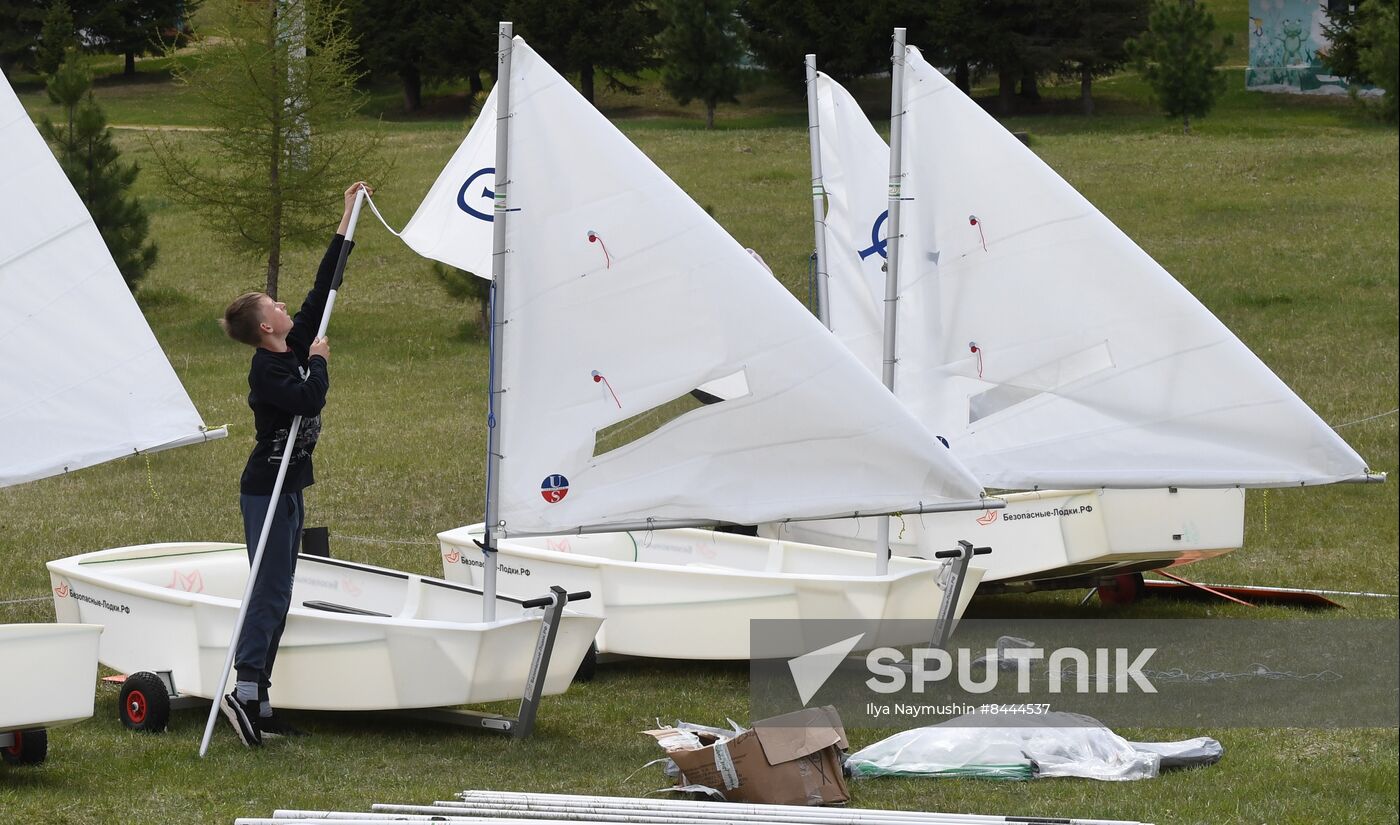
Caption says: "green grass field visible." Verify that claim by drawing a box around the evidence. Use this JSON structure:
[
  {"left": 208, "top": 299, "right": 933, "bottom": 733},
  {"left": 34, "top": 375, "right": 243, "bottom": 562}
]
[{"left": 2, "top": 16, "right": 1397, "bottom": 825}]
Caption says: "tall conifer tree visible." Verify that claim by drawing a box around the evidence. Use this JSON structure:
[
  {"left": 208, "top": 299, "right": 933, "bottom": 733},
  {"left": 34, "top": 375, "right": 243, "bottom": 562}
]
[
  {"left": 39, "top": 54, "right": 158, "bottom": 291},
  {"left": 1128, "top": 0, "right": 1231, "bottom": 133}
]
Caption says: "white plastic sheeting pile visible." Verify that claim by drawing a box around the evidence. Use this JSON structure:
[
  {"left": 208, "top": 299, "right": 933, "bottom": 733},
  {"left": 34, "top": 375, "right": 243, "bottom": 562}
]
[{"left": 845, "top": 711, "right": 1221, "bottom": 781}]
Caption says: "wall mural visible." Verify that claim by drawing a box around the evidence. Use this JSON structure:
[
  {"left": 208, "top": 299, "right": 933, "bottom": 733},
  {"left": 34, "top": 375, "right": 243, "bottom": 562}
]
[{"left": 1247, "top": 0, "right": 1350, "bottom": 93}]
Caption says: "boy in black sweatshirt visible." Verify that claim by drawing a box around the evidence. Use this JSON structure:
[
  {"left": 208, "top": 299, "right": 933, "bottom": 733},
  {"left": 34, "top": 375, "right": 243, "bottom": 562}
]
[{"left": 217, "top": 181, "right": 370, "bottom": 746}]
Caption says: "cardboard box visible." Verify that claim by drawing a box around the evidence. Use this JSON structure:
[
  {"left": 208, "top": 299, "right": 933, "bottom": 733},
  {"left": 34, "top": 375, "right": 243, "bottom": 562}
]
[{"left": 645, "top": 706, "right": 850, "bottom": 806}]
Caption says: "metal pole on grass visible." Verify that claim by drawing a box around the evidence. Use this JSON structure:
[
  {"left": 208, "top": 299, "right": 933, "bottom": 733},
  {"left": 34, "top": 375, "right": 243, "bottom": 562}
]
[
  {"left": 480, "top": 22, "right": 514, "bottom": 622},
  {"left": 437, "top": 791, "right": 1153, "bottom": 825},
  {"left": 804, "top": 53, "right": 831, "bottom": 329},
  {"left": 383, "top": 802, "right": 1140, "bottom": 825},
  {"left": 873, "top": 27, "right": 908, "bottom": 577},
  {"left": 197, "top": 187, "right": 367, "bottom": 758}
]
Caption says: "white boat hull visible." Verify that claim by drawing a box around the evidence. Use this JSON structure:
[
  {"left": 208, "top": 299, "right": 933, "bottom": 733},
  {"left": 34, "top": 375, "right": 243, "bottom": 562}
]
[
  {"left": 0, "top": 623, "right": 102, "bottom": 734},
  {"left": 763, "top": 488, "right": 1244, "bottom": 588},
  {"left": 438, "top": 526, "right": 983, "bottom": 660},
  {"left": 47, "top": 543, "right": 602, "bottom": 711}
]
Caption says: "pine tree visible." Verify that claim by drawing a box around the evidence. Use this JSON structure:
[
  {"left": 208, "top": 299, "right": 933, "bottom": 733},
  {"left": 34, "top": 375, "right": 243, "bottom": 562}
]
[
  {"left": 507, "top": 0, "right": 659, "bottom": 103},
  {"left": 85, "top": 0, "right": 187, "bottom": 76},
  {"left": 0, "top": 1, "right": 48, "bottom": 71},
  {"left": 1048, "top": 0, "right": 1150, "bottom": 115},
  {"left": 1127, "top": 0, "right": 1232, "bottom": 134},
  {"left": 36, "top": 0, "right": 76, "bottom": 77},
  {"left": 1356, "top": 0, "right": 1398, "bottom": 122},
  {"left": 348, "top": 0, "right": 495, "bottom": 113},
  {"left": 38, "top": 54, "right": 158, "bottom": 291},
  {"left": 657, "top": 0, "right": 744, "bottom": 129},
  {"left": 740, "top": 0, "right": 894, "bottom": 92}
]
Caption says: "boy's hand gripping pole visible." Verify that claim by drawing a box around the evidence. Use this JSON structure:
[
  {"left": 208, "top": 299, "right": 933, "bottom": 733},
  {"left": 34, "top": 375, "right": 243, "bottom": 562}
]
[{"left": 199, "top": 188, "right": 368, "bottom": 757}]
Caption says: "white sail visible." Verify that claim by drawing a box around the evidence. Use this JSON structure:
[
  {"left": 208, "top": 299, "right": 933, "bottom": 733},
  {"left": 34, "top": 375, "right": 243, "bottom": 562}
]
[
  {"left": 399, "top": 87, "right": 498, "bottom": 279},
  {"left": 405, "top": 38, "right": 985, "bottom": 535},
  {"left": 0, "top": 70, "right": 223, "bottom": 490},
  {"left": 813, "top": 72, "right": 888, "bottom": 376},
  {"left": 814, "top": 53, "right": 1372, "bottom": 490}
]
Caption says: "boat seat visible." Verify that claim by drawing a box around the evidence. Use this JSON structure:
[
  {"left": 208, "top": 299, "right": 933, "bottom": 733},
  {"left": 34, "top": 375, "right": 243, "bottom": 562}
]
[{"left": 302, "top": 600, "right": 391, "bottom": 617}]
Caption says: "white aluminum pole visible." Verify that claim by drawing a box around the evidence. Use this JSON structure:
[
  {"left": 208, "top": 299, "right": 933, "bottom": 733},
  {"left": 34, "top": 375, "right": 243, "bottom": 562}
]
[
  {"left": 449, "top": 793, "right": 1148, "bottom": 825},
  {"left": 804, "top": 53, "right": 831, "bottom": 329},
  {"left": 199, "top": 188, "right": 368, "bottom": 758},
  {"left": 400, "top": 802, "right": 1143, "bottom": 825},
  {"left": 874, "top": 27, "right": 908, "bottom": 577},
  {"left": 249, "top": 819, "right": 636, "bottom": 825},
  {"left": 482, "top": 22, "right": 514, "bottom": 622},
  {"left": 441, "top": 793, "right": 1151, "bottom": 825}
]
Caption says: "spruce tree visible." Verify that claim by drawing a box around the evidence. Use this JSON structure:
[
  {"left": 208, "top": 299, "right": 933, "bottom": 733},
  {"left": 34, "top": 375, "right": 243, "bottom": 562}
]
[
  {"left": 657, "top": 0, "right": 744, "bottom": 129},
  {"left": 1127, "top": 0, "right": 1231, "bottom": 134},
  {"left": 39, "top": 54, "right": 158, "bottom": 291}
]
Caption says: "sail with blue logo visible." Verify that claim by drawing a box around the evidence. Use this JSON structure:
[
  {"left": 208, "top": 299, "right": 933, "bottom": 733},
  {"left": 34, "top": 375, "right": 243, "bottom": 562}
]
[
  {"left": 811, "top": 49, "right": 1373, "bottom": 489},
  {"left": 397, "top": 85, "right": 499, "bottom": 279},
  {"left": 400, "top": 38, "right": 987, "bottom": 536}
]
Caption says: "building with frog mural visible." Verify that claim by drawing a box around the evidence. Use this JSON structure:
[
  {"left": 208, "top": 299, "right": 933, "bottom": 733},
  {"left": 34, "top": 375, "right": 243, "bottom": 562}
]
[{"left": 1247, "top": 0, "right": 1379, "bottom": 94}]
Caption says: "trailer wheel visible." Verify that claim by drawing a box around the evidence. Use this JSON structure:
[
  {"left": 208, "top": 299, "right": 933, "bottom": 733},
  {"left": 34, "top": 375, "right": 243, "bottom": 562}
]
[
  {"left": 574, "top": 640, "right": 599, "bottom": 683},
  {"left": 2, "top": 728, "right": 48, "bottom": 765},
  {"left": 118, "top": 672, "right": 170, "bottom": 733},
  {"left": 1097, "top": 573, "right": 1145, "bottom": 606}
]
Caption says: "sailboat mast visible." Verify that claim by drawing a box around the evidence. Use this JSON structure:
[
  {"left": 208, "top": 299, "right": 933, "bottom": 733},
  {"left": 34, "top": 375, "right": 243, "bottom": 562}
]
[
  {"left": 482, "top": 21, "right": 514, "bottom": 623},
  {"left": 804, "top": 54, "right": 831, "bottom": 329},
  {"left": 874, "top": 27, "right": 908, "bottom": 575}
]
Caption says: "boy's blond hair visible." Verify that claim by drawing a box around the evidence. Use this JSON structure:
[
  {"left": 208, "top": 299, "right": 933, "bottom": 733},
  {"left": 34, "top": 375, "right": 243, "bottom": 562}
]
[{"left": 221, "top": 292, "right": 267, "bottom": 347}]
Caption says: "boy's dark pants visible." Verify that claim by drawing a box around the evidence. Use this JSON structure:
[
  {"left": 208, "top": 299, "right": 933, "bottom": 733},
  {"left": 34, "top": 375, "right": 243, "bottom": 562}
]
[{"left": 236, "top": 491, "right": 304, "bottom": 704}]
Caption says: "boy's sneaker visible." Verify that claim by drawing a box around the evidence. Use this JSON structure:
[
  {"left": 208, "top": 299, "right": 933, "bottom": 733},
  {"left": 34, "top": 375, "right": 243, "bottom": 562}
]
[
  {"left": 258, "top": 712, "right": 309, "bottom": 738},
  {"left": 221, "top": 693, "right": 262, "bottom": 747}
]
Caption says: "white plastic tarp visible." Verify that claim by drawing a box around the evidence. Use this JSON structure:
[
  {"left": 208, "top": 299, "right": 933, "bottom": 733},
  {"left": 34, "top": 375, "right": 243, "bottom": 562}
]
[
  {"left": 403, "top": 38, "right": 986, "bottom": 535},
  {"left": 844, "top": 711, "right": 1222, "bottom": 781},
  {"left": 0, "top": 70, "right": 221, "bottom": 489}
]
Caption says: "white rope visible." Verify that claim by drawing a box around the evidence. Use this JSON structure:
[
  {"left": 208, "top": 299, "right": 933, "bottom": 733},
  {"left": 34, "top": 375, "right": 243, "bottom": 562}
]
[
  {"left": 1334, "top": 408, "right": 1398, "bottom": 429},
  {"left": 361, "top": 192, "right": 405, "bottom": 237},
  {"left": 0, "top": 595, "right": 50, "bottom": 606}
]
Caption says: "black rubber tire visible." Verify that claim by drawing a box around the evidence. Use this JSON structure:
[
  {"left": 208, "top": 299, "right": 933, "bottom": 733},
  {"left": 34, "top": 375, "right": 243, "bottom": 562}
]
[
  {"left": 2, "top": 728, "right": 48, "bottom": 765},
  {"left": 118, "top": 672, "right": 171, "bottom": 733},
  {"left": 574, "top": 640, "right": 599, "bottom": 683}
]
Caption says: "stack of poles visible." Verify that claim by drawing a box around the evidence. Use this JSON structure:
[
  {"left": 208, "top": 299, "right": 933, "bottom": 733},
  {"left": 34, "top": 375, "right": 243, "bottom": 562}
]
[
  {"left": 198, "top": 187, "right": 368, "bottom": 759},
  {"left": 234, "top": 789, "right": 1154, "bottom": 825}
]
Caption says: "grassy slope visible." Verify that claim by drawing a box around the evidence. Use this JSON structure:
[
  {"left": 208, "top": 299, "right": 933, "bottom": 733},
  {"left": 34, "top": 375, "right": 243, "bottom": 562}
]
[{"left": 2, "top": 12, "right": 1397, "bottom": 825}]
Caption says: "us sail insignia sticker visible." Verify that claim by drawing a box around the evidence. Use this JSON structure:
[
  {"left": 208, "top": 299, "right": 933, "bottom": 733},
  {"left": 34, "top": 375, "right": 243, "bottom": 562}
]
[{"left": 540, "top": 474, "right": 570, "bottom": 503}]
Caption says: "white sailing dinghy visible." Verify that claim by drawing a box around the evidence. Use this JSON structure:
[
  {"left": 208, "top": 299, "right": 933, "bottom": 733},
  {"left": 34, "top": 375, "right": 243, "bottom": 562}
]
[
  {"left": 772, "top": 43, "right": 1379, "bottom": 591},
  {"left": 0, "top": 70, "right": 598, "bottom": 732},
  {"left": 47, "top": 542, "right": 602, "bottom": 712},
  {"left": 396, "top": 30, "right": 995, "bottom": 660},
  {"left": 1, "top": 66, "right": 226, "bottom": 761}
]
